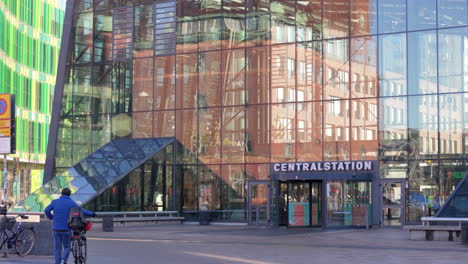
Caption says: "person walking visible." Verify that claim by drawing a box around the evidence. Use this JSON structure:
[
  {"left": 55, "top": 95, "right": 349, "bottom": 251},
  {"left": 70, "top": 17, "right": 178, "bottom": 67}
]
[{"left": 44, "top": 188, "right": 96, "bottom": 264}]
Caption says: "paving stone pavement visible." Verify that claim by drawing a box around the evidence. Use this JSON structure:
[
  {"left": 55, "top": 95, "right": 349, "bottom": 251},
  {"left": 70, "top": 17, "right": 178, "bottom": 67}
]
[{"left": 2, "top": 224, "right": 468, "bottom": 264}]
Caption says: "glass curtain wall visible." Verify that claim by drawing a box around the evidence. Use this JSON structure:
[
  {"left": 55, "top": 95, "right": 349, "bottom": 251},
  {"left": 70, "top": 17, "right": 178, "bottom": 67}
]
[{"left": 58, "top": 0, "right": 468, "bottom": 223}]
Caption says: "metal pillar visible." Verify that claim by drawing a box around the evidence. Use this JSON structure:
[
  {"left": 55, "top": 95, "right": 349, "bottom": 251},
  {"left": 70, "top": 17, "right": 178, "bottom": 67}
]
[{"left": 2, "top": 154, "right": 7, "bottom": 203}]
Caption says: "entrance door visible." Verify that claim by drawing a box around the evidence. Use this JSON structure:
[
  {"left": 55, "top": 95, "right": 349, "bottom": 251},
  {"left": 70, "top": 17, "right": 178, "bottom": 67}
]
[
  {"left": 381, "top": 179, "right": 405, "bottom": 226},
  {"left": 247, "top": 181, "right": 270, "bottom": 225},
  {"left": 282, "top": 181, "right": 322, "bottom": 227}
]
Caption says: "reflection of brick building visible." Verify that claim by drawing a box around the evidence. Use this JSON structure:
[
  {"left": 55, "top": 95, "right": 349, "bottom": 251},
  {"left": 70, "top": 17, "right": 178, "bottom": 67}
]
[{"left": 18, "top": 0, "right": 468, "bottom": 227}]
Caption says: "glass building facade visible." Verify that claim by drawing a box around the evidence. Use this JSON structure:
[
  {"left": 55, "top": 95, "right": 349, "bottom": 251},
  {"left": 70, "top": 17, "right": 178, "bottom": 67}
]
[
  {"left": 24, "top": 0, "right": 468, "bottom": 227},
  {"left": 0, "top": 0, "right": 65, "bottom": 200}
]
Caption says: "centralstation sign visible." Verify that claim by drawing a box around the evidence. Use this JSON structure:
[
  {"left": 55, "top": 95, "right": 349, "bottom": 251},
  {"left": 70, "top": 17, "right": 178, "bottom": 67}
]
[
  {"left": 0, "top": 94, "right": 15, "bottom": 154},
  {"left": 272, "top": 161, "right": 374, "bottom": 173}
]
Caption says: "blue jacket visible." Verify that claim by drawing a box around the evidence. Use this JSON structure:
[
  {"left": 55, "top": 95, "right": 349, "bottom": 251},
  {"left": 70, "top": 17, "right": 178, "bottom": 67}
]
[{"left": 44, "top": 195, "right": 94, "bottom": 231}]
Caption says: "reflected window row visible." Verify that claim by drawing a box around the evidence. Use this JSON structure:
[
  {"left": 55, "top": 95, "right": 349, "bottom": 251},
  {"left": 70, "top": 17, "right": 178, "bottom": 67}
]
[{"left": 75, "top": 0, "right": 467, "bottom": 49}]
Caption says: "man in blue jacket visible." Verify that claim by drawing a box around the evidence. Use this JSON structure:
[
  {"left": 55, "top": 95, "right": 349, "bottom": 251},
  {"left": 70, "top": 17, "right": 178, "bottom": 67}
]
[{"left": 45, "top": 188, "right": 96, "bottom": 264}]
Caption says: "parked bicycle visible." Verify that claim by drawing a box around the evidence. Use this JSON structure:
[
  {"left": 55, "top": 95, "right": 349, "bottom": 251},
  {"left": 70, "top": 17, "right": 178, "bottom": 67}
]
[
  {"left": 0, "top": 206, "right": 35, "bottom": 256},
  {"left": 71, "top": 220, "right": 92, "bottom": 264}
]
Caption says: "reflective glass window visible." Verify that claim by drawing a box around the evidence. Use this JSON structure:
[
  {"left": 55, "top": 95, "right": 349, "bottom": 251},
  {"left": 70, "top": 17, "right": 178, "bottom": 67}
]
[
  {"left": 121, "top": 169, "right": 142, "bottom": 211},
  {"left": 134, "top": 5, "right": 154, "bottom": 58},
  {"left": 245, "top": 0, "right": 270, "bottom": 46},
  {"left": 438, "top": 0, "right": 468, "bottom": 28},
  {"left": 379, "top": 34, "right": 406, "bottom": 96},
  {"left": 439, "top": 27, "right": 468, "bottom": 93},
  {"left": 271, "top": 103, "right": 296, "bottom": 162},
  {"left": 379, "top": 97, "right": 407, "bottom": 161},
  {"left": 246, "top": 105, "right": 270, "bottom": 163},
  {"left": 133, "top": 111, "right": 153, "bottom": 138},
  {"left": 176, "top": 0, "right": 199, "bottom": 53},
  {"left": 175, "top": 109, "right": 198, "bottom": 164},
  {"left": 92, "top": 64, "right": 113, "bottom": 114},
  {"left": 351, "top": 36, "right": 377, "bottom": 98},
  {"left": 439, "top": 94, "right": 464, "bottom": 158},
  {"left": 408, "top": 0, "right": 436, "bottom": 31},
  {"left": 177, "top": 165, "right": 197, "bottom": 211},
  {"left": 91, "top": 114, "right": 112, "bottom": 152},
  {"left": 199, "top": 51, "right": 222, "bottom": 108},
  {"left": 380, "top": 161, "right": 407, "bottom": 178},
  {"left": 246, "top": 47, "right": 270, "bottom": 104},
  {"left": 245, "top": 164, "right": 269, "bottom": 180},
  {"left": 112, "top": 62, "right": 133, "bottom": 113},
  {"left": 222, "top": 107, "right": 245, "bottom": 163},
  {"left": 198, "top": 108, "right": 221, "bottom": 164},
  {"left": 222, "top": 49, "right": 246, "bottom": 106},
  {"left": 72, "top": 67, "right": 93, "bottom": 115},
  {"left": 323, "top": 99, "right": 350, "bottom": 161},
  {"left": 323, "top": 0, "right": 349, "bottom": 39},
  {"left": 199, "top": 0, "right": 222, "bottom": 51},
  {"left": 72, "top": 116, "right": 92, "bottom": 163},
  {"left": 72, "top": 12, "right": 94, "bottom": 64},
  {"left": 199, "top": 165, "right": 221, "bottom": 211},
  {"left": 133, "top": 58, "right": 154, "bottom": 111},
  {"left": 378, "top": 0, "right": 406, "bottom": 34},
  {"left": 296, "top": 0, "right": 322, "bottom": 41},
  {"left": 351, "top": 99, "right": 378, "bottom": 160},
  {"left": 154, "top": 56, "right": 176, "bottom": 110},
  {"left": 297, "top": 102, "right": 323, "bottom": 161},
  {"left": 408, "top": 95, "right": 438, "bottom": 160},
  {"left": 153, "top": 110, "right": 175, "bottom": 138},
  {"left": 407, "top": 160, "right": 439, "bottom": 221},
  {"left": 271, "top": 0, "right": 296, "bottom": 44},
  {"left": 272, "top": 44, "right": 296, "bottom": 103},
  {"left": 350, "top": 0, "right": 377, "bottom": 36},
  {"left": 222, "top": 0, "right": 246, "bottom": 49},
  {"left": 221, "top": 165, "right": 245, "bottom": 221},
  {"left": 408, "top": 31, "right": 437, "bottom": 95},
  {"left": 94, "top": 10, "right": 113, "bottom": 62},
  {"left": 298, "top": 42, "right": 322, "bottom": 102},
  {"left": 75, "top": 0, "right": 93, "bottom": 12},
  {"left": 324, "top": 39, "right": 349, "bottom": 99},
  {"left": 175, "top": 54, "right": 197, "bottom": 109}
]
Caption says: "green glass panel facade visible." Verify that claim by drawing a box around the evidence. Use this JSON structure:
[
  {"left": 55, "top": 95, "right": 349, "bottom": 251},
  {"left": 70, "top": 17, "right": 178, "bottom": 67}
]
[{"left": 0, "top": 0, "right": 64, "bottom": 200}]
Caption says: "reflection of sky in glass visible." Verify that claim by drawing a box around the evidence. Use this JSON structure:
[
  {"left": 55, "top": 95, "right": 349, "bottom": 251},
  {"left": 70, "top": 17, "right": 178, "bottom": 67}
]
[{"left": 13, "top": 138, "right": 174, "bottom": 212}]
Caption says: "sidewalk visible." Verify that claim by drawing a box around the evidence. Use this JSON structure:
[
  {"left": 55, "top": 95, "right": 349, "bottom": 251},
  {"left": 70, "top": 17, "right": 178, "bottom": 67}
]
[{"left": 3, "top": 225, "right": 468, "bottom": 263}]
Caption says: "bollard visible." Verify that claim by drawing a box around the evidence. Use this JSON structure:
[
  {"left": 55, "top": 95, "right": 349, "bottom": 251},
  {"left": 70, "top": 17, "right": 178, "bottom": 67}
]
[{"left": 102, "top": 216, "right": 114, "bottom": 232}]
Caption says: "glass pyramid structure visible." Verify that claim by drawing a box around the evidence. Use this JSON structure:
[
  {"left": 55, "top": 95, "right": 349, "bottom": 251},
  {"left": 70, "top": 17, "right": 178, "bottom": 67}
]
[{"left": 13, "top": 138, "right": 174, "bottom": 212}]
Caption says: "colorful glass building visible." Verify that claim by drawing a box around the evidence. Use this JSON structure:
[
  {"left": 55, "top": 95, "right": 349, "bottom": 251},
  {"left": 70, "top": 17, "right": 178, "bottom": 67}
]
[
  {"left": 0, "top": 0, "right": 65, "bottom": 201},
  {"left": 15, "top": 0, "right": 468, "bottom": 228}
]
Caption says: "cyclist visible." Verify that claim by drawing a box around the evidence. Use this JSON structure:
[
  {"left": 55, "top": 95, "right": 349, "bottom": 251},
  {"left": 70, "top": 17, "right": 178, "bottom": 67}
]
[{"left": 45, "top": 188, "right": 96, "bottom": 264}]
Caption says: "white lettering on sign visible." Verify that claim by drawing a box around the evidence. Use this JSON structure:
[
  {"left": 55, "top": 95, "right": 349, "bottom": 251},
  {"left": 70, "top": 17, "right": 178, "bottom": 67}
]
[{"left": 272, "top": 161, "right": 374, "bottom": 172}]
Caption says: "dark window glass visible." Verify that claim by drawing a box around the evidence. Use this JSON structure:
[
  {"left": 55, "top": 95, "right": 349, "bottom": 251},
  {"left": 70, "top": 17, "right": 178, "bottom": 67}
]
[
  {"left": 246, "top": 0, "right": 270, "bottom": 46},
  {"left": 271, "top": 0, "right": 296, "bottom": 44}
]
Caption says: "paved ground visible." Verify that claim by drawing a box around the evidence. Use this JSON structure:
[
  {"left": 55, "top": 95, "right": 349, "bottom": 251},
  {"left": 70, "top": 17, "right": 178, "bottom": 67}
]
[{"left": 1, "top": 224, "right": 468, "bottom": 264}]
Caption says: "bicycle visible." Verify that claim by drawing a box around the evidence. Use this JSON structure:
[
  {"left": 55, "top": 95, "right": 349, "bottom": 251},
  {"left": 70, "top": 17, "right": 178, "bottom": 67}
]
[
  {"left": 0, "top": 207, "right": 36, "bottom": 256},
  {"left": 71, "top": 221, "right": 91, "bottom": 264}
]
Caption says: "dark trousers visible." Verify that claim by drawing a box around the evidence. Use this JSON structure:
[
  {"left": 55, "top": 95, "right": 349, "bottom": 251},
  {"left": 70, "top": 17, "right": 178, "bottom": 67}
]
[{"left": 53, "top": 230, "right": 72, "bottom": 264}]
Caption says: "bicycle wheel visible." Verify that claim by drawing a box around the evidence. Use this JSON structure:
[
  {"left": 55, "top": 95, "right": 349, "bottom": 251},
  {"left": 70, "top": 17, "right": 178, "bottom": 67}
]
[
  {"left": 79, "top": 237, "right": 87, "bottom": 264},
  {"left": 71, "top": 238, "right": 80, "bottom": 264},
  {"left": 14, "top": 228, "right": 35, "bottom": 256}
]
